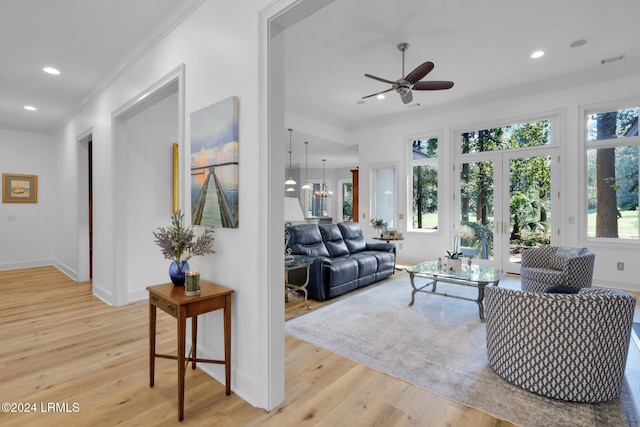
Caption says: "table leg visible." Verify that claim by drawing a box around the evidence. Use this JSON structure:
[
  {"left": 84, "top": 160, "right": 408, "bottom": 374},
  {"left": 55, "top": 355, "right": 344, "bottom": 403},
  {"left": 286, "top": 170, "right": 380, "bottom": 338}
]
[
  {"left": 477, "top": 282, "right": 487, "bottom": 322},
  {"left": 178, "top": 308, "right": 186, "bottom": 421},
  {"left": 191, "top": 316, "right": 197, "bottom": 370},
  {"left": 224, "top": 294, "right": 232, "bottom": 396},
  {"left": 408, "top": 273, "right": 435, "bottom": 306},
  {"left": 149, "top": 301, "right": 156, "bottom": 388}
]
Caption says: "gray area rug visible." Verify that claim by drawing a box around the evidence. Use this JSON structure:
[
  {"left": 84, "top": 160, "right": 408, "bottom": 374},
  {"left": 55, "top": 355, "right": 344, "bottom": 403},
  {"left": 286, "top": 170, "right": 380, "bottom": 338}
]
[{"left": 285, "top": 274, "right": 639, "bottom": 427}]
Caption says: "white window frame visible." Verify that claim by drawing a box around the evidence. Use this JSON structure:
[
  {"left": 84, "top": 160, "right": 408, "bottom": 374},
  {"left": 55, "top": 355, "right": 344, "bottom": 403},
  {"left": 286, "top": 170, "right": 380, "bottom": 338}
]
[
  {"left": 580, "top": 100, "right": 640, "bottom": 243},
  {"left": 407, "top": 133, "right": 441, "bottom": 233}
]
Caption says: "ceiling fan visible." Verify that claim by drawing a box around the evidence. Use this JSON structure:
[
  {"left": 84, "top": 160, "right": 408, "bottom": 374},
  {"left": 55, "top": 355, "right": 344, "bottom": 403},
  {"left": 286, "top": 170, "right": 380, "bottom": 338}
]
[{"left": 362, "top": 42, "right": 454, "bottom": 104}]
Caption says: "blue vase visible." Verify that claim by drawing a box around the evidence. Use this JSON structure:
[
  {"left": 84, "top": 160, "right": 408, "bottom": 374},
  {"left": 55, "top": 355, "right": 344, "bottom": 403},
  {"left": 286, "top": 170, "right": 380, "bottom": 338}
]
[{"left": 169, "top": 260, "right": 189, "bottom": 286}]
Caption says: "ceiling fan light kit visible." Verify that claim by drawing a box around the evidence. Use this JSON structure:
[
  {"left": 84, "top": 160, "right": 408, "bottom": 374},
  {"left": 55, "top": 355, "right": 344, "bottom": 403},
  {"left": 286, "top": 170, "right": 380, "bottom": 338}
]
[{"left": 362, "top": 42, "right": 454, "bottom": 104}]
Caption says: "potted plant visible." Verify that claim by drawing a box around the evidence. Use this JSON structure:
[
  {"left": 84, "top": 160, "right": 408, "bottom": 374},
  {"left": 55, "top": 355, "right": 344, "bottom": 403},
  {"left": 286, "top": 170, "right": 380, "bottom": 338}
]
[
  {"left": 153, "top": 210, "right": 215, "bottom": 286},
  {"left": 444, "top": 225, "right": 475, "bottom": 270},
  {"left": 370, "top": 217, "right": 388, "bottom": 237}
]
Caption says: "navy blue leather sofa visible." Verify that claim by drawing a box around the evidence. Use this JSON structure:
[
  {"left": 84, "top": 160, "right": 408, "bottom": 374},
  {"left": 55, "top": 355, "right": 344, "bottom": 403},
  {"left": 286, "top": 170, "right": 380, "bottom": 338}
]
[{"left": 286, "top": 222, "right": 396, "bottom": 301}]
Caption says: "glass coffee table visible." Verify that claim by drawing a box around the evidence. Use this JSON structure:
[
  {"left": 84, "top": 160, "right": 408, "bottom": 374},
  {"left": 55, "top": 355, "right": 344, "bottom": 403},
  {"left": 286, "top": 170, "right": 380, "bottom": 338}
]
[{"left": 405, "top": 260, "right": 502, "bottom": 321}]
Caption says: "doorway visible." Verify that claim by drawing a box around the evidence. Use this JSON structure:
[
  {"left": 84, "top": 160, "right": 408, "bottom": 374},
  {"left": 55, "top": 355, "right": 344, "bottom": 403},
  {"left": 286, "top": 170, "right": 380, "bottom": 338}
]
[
  {"left": 458, "top": 149, "right": 556, "bottom": 273},
  {"left": 455, "top": 119, "right": 558, "bottom": 274}
]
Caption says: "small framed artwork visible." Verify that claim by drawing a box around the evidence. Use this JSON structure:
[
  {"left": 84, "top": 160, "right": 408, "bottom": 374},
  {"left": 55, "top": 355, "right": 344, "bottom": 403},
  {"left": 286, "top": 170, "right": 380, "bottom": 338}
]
[{"left": 2, "top": 173, "right": 38, "bottom": 203}]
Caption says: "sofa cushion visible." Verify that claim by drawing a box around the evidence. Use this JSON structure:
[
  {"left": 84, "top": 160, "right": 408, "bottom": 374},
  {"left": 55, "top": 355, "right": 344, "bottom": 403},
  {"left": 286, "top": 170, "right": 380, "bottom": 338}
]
[
  {"left": 349, "top": 252, "right": 378, "bottom": 277},
  {"left": 320, "top": 224, "right": 350, "bottom": 257},
  {"left": 338, "top": 222, "right": 367, "bottom": 253},
  {"left": 325, "top": 258, "right": 359, "bottom": 298},
  {"left": 287, "top": 224, "right": 330, "bottom": 257},
  {"left": 369, "top": 251, "right": 396, "bottom": 272}
]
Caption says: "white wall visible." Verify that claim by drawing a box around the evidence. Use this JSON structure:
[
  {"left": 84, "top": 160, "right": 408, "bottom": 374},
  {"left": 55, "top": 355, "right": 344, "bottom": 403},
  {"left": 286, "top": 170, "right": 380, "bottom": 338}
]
[
  {"left": 351, "top": 72, "right": 640, "bottom": 293},
  {"left": 0, "top": 128, "right": 56, "bottom": 270},
  {"left": 51, "top": 0, "right": 283, "bottom": 411},
  {"left": 123, "top": 91, "right": 179, "bottom": 301}
]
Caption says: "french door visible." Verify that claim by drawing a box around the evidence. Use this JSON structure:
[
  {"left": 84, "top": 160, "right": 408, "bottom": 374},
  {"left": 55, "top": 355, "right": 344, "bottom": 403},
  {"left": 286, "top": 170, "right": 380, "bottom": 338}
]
[{"left": 457, "top": 147, "right": 557, "bottom": 274}]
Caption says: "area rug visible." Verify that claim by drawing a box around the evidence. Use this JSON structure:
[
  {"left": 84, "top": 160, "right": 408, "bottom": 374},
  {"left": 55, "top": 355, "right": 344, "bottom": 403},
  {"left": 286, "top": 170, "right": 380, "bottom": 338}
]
[{"left": 285, "top": 275, "right": 639, "bottom": 427}]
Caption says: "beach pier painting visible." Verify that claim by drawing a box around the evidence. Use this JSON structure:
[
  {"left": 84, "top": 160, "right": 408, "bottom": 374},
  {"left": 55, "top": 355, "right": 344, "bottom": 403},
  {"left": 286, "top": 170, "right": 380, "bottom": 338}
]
[{"left": 190, "top": 96, "right": 239, "bottom": 228}]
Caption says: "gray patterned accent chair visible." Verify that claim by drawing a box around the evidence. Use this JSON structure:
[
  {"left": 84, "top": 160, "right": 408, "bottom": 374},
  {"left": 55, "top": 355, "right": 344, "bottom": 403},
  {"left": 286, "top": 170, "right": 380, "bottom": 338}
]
[
  {"left": 485, "top": 286, "right": 636, "bottom": 402},
  {"left": 520, "top": 245, "right": 595, "bottom": 293}
]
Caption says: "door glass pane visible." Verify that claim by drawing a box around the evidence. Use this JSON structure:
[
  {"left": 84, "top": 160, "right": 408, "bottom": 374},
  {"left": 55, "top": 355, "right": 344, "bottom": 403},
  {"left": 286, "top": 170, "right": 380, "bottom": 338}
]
[
  {"left": 509, "top": 156, "right": 552, "bottom": 262},
  {"left": 460, "top": 161, "right": 494, "bottom": 259}
]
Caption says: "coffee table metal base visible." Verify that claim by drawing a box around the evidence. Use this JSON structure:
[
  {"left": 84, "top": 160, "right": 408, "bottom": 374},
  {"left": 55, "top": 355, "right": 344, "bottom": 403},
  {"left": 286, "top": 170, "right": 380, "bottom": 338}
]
[{"left": 408, "top": 272, "right": 498, "bottom": 322}]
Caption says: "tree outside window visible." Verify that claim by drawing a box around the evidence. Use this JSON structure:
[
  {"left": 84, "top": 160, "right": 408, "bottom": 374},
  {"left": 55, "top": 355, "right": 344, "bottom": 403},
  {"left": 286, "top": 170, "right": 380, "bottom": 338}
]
[
  {"left": 586, "top": 108, "right": 639, "bottom": 239},
  {"left": 410, "top": 138, "right": 438, "bottom": 231}
]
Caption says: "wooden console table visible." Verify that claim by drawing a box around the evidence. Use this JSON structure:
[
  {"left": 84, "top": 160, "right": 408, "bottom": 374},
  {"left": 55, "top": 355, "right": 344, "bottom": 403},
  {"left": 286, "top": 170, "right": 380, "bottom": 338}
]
[
  {"left": 372, "top": 236, "right": 404, "bottom": 244},
  {"left": 147, "top": 280, "right": 234, "bottom": 421}
]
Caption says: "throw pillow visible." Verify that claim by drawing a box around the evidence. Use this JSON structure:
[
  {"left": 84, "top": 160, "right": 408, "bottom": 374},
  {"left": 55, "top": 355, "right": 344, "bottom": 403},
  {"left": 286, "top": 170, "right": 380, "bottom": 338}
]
[
  {"left": 556, "top": 246, "right": 586, "bottom": 258},
  {"left": 546, "top": 284, "right": 580, "bottom": 294}
]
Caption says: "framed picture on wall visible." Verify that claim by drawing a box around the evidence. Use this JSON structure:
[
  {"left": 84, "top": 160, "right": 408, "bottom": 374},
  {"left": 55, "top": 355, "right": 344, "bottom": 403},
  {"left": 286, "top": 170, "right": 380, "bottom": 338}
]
[
  {"left": 190, "top": 96, "right": 239, "bottom": 228},
  {"left": 2, "top": 173, "right": 38, "bottom": 203}
]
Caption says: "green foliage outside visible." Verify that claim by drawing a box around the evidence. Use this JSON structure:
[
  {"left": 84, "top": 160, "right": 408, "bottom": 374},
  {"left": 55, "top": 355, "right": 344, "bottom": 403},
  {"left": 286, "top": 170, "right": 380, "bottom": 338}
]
[
  {"left": 460, "top": 120, "right": 552, "bottom": 249},
  {"left": 588, "top": 210, "right": 639, "bottom": 237},
  {"left": 342, "top": 182, "right": 353, "bottom": 221}
]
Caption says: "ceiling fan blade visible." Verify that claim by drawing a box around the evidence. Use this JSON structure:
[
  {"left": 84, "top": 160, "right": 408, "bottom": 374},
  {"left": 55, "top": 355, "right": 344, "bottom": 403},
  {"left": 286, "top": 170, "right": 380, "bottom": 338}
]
[
  {"left": 361, "top": 87, "right": 394, "bottom": 99},
  {"left": 364, "top": 74, "right": 396, "bottom": 85},
  {"left": 405, "top": 62, "right": 434, "bottom": 84},
  {"left": 401, "top": 90, "right": 413, "bottom": 104},
  {"left": 413, "top": 80, "right": 455, "bottom": 90}
]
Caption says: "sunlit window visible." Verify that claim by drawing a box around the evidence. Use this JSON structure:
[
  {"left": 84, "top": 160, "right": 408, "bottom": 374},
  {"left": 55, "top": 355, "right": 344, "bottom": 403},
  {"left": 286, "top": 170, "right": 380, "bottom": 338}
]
[
  {"left": 409, "top": 138, "right": 438, "bottom": 231},
  {"left": 585, "top": 107, "right": 639, "bottom": 239}
]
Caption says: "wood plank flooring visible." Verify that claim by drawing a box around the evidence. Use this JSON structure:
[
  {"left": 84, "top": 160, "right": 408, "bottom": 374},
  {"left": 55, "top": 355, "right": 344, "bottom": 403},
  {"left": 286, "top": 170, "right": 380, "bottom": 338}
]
[{"left": 0, "top": 266, "right": 514, "bottom": 426}]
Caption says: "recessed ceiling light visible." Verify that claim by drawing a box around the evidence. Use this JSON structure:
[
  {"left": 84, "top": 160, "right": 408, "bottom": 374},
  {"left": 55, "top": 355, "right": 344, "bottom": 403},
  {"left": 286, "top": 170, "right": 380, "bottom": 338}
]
[
  {"left": 24, "top": 105, "right": 37, "bottom": 111},
  {"left": 531, "top": 50, "right": 545, "bottom": 59},
  {"left": 569, "top": 39, "right": 587, "bottom": 48},
  {"left": 43, "top": 67, "right": 60, "bottom": 75},
  {"left": 377, "top": 94, "right": 385, "bottom": 100}
]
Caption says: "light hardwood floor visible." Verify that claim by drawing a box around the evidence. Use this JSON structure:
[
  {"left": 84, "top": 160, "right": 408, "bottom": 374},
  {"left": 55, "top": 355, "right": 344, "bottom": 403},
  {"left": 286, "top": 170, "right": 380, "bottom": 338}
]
[{"left": 0, "top": 266, "right": 514, "bottom": 426}]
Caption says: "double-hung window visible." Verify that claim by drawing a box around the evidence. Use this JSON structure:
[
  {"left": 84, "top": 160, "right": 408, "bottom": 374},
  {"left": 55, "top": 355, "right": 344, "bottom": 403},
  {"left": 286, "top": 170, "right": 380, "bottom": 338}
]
[{"left": 585, "top": 107, "right": 639, "bottom": 239}]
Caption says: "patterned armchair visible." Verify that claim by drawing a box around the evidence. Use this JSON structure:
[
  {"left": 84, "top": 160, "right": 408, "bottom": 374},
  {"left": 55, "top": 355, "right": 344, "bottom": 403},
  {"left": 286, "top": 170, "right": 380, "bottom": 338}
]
[
  {"left": 520, "top": 245, "right": 595, "bottom": 293},
  {"left": 485, "top": 286, "right": 636, "bottom": 402}
]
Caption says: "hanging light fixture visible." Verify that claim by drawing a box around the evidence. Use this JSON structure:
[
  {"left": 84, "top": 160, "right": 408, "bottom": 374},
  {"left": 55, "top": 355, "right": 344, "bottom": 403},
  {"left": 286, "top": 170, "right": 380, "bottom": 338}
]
[
  {"left": 314, "top": 159, "right": 331, "bottom": 198},
  {"left": 285, "top": 128, "right": 296, "bottom": 188},
  {"left": 301, "top": 141, "right": 311, "bottom": 190}
]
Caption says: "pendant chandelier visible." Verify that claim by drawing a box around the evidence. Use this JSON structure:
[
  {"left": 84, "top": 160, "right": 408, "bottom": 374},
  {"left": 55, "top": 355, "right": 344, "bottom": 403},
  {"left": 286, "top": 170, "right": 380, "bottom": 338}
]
[
  {"left": 301, "top": 141, "right": 311, "bottom": 190},
  {"left": 313, "top": 159, "right": 331, "bottom": 198},
  {"left": 285, "top": 128, "right": 296, "bottom": 191}
]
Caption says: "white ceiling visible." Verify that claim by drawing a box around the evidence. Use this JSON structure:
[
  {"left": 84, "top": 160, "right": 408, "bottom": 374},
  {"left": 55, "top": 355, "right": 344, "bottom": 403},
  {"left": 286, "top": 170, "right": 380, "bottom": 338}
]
[
  {"left": 2, "top": 0, "right": 640, "bottom": 168},
  {"left": 0, "top": 0, "right": 197, "bottom": 133},
  {"left": 284, "top": 0, "right": 640, "bottom": 167}
]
